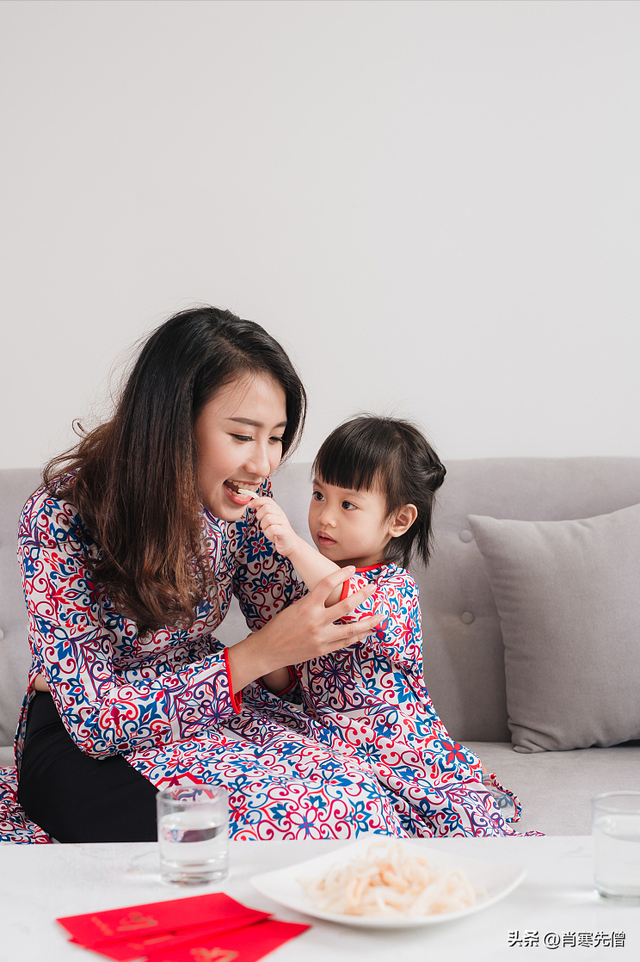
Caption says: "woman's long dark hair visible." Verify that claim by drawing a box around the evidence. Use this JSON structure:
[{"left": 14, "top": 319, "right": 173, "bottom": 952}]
[
  {"left": 313, "top": 416, "right": 445, "bottom": 570},
  {"left": 44, "top": 306, "right": 307, "bottom": 631}
]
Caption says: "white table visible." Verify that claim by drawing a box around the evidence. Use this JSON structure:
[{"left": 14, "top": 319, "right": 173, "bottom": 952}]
[{"left": 1, "top": 836, "right": 638, "bottom": 962}]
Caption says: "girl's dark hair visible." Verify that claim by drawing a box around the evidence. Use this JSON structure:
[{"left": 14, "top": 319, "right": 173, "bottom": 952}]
[
  {"left": 44, "top": 306, "right": 307, "bottom": 631},
  {"left": 312, "top": 415, "right": 446, "bottom": 570}
]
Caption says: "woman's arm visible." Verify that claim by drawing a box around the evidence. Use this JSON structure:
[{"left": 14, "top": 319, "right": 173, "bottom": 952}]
[
  {"left": 227, "top": 566, "right": 381, "bottom": 691},
  {"left": 19, "top": 490, "right": 240, "bottom": 757}
]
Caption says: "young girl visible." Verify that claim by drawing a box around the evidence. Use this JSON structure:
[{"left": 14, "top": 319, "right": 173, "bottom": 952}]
[{"left": 250, "top": 415, "right": 523, "bottom": 837}]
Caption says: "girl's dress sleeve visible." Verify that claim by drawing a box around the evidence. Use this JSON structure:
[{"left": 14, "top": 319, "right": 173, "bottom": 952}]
[
  {"left": 226, "top": 481, "right": 306, "bottom": 707},
  {"left": 18, "top": 489, "right": 239, "bottom": 759},
  {"left": 338, "top": 566, "right": 423, "bottom": 669},
  {"left": 229, "top": 479, "right": 306, "bottom": 631}
]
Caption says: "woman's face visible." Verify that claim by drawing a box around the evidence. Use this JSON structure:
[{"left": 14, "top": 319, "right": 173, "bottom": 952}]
[{"left": 194, "top": 372, "right": 287, "bottom": 521}]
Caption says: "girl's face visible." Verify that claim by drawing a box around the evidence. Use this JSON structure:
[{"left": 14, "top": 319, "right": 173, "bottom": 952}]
[
  {"left": 194, "top": 372, "right": 287, "bottom": 521},
  {"left": 308, "top": 476, "right": 395, "bottom": 568}
]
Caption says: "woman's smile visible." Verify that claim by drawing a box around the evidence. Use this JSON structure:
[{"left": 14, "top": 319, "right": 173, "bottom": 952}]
[{"left": 224, "top": 479, "right": 260, "bottom": 506}]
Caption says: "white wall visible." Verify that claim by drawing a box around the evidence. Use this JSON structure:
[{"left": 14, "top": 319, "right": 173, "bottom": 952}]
[{"left": 1, "top": 0, "right": 638, "bottom": 470}]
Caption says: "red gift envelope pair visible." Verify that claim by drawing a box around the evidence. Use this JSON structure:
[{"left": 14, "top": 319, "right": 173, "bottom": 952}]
[{"left": 57, "top": 892, "right": 309, "bottom": 962}]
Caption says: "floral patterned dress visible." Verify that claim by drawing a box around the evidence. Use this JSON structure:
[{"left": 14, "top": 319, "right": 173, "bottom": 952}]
[
  {"left": 16, "top": 478, "right": 524, "bottom": 840},
  {"left": 233, "top": 564, "right": 525, "bottom": 837}
]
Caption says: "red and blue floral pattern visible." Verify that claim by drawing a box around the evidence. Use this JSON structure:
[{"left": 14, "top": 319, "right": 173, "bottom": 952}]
[
  {"left": 0, "top": 767, "right": 50, "bottom": 843},
  {"left": 287, "top": 564, "right": 528, "bottom": 836},
  {"left": 9, "top": 480, "right": 533, "bottom": 843}
]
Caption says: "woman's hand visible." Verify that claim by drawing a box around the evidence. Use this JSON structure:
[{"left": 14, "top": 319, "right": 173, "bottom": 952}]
[{"left": 226, "top": 565, "right": 382, "bottom": 693}]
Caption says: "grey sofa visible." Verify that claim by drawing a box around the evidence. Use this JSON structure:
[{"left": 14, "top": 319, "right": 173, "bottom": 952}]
[{"left": 2, "top": 459, "right": 639, "bottom": 837}]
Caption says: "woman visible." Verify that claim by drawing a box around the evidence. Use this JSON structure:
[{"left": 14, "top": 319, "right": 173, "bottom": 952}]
[{"left": 17, "top": 306, "right": 388, "bottom": 842}]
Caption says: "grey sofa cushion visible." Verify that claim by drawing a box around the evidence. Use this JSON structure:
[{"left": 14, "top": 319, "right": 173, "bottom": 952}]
[
  {"left": 466, "top": 741, "right": 640, "bottom": 835},
  {"left": 469, "top": 504, "right": 640, "bottom": 753},
  {"left": 417, "top": 457, "right": 640, "bottom": 743}
]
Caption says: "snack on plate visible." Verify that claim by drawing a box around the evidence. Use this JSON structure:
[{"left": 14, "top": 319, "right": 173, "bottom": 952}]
[{"left": 298, "top": 839, "right": 477, "bottom": 917}]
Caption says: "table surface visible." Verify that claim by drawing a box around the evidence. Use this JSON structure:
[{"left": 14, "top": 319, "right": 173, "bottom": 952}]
[{"left": 1, "top": 836, "right": 638, "bottom": 962}]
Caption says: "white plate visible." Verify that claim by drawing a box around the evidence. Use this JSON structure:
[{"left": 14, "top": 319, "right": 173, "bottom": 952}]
[{"left": 250, "top": 837, "right": 526, "bottom": 929}]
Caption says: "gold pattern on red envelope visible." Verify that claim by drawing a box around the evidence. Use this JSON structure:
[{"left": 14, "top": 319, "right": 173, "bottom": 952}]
[
  {"left": 116, "top": 912, "right": 161, "bottom": 932},
  {"left": 189, "top": 950, "right": 238, "bottom": 962},
  {"left": 148, "top": 920, "right": 309, "bottom": 962}
]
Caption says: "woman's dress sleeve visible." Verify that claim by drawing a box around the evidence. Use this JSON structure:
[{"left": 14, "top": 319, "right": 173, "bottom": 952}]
[{"left": 18, "top": 490, "right": 238, "bottom": 758}]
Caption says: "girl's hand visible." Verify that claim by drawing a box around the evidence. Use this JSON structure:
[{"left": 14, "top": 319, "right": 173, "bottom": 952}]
[
  {"left": 251, "top": 495, "right": 299, "bottom": 557},
  {"left": 250, "top": 494, "right": 341, "bottom": 599},
  {"left": 227, "top": 566, "right": 382, "bottom": 692}
]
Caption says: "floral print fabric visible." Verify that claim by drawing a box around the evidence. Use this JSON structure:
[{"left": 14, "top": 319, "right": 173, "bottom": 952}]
[
  {"left": 0, "top": 767, "right": 51, "bottom": 843},
  {"left": 238, "top": 564, "right": 526, "bottom": 838},
  {"left": 10, "top": 480, "right": 528, "bottom": 842}
]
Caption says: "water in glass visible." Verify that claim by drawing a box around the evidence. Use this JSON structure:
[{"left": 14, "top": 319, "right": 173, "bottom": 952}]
[
  {"left": 157, "top": 786, "right": 228, "bottom": 885},
  {"left": 594, "top": 813, "right": 640, "bottom": 901}
]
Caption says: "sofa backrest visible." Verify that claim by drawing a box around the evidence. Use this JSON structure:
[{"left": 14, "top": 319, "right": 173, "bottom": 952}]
[{"left": 2, "top": 459, "right": 639, "bottom": 748}]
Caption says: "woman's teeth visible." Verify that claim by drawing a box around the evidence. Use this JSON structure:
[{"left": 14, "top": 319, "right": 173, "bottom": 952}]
[
  {"left": 227, "top": 481, "right": 252, "bottom": 494},
  {"left": 225, "top": 481, "right": 258, "bottom": 503}
]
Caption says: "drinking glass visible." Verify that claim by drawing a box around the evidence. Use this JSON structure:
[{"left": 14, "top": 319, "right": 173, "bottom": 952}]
[
  {"left": 592, "top": 791, "right": 640, "bottom": 903},
  {"left": 157, "top": 785, "right": 229, "bottom": 885}
]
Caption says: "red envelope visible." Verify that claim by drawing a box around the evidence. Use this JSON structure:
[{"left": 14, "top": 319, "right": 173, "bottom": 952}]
[
  {"left": 78, "top": 913, "right": 269, "bottom": 960},
  {"left": 58, "top": 893, "right": 266, "bottom": 948},
  {"left": 145, "top": 918, "right": 310, "bottom": 962}
]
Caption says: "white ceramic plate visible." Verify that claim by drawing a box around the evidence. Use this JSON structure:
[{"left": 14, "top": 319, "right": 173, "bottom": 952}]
[{"left": 250, "top": 838, "right": 526, "bottom": 929}]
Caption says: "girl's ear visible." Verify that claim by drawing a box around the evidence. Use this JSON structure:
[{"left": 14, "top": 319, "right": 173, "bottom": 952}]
[{"left": 388, "top": 503, "right": 418, "bottom": 539}]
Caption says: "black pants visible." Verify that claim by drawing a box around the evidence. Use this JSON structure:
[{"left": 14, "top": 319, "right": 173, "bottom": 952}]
[{"left": 17, "top": 691, "right": 158, "bottom": 843}]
